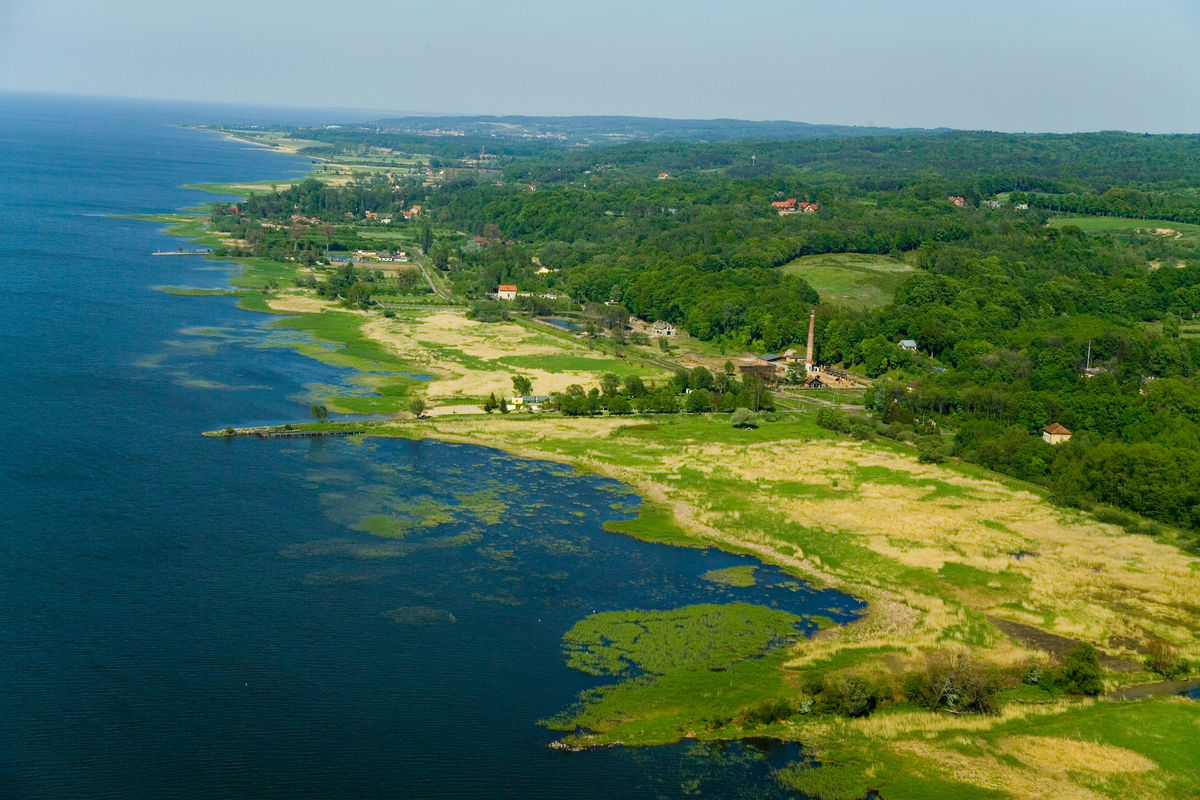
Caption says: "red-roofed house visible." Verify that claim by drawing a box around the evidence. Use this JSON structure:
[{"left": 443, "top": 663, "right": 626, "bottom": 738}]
[
  {"left": 658, "top": 172, "right": 670, "bottom": 179},
  {"left": 1042, "top": 423, "right": 1072, "bottom": 445},
  {"left": 497, "top": 285, "right": 518, "bottom": 301},
  {"left": 772, "top": 198, "right": 796, "bottom": 210},
  {"left": 949, "top": 196, "right": 966, "bottom": 208},
  {"left": 798, "top": 202, "right": 819, "bottom": 213}
]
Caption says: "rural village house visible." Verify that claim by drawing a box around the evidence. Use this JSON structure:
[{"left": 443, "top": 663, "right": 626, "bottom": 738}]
[{"left": 1042, "top": 423, "right": 1073, "bottom": 445}]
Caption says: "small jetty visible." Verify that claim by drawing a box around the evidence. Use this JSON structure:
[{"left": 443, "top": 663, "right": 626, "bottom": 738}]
[
  {"left": 253, "top": 429, "right": 365, "bottom": 439},
  {"left": 152, "top": 249, "right": 210, "bottom": 256},
  {"left": 204, "top": 425, "right": 371, "bottom": 439}
]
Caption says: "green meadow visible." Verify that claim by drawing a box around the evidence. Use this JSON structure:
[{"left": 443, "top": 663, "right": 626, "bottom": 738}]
[{"left": 781, "top": 253, "right": 914, "bottom": 309}]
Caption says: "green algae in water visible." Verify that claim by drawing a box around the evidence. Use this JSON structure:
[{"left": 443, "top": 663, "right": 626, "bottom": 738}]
[
  {"left": 303, "top": 570, "right": 383, "bottom": 586},
  {"left": 528, "top": 535, "right": 592, "bottom": 556},
  {"left": 453, "top": 487, "right": 508, "bottom": 525},
  {"left": 472, "top": 592, "right": 526, "bottom": 607},
  {"left": 563, "top": 603, "right": 801, "bottom": 678},
  {"left": 702, "top": 566, "right": 757, "bottom": 588},
  {"left": 478, "top": 545, "right": 516, "bottom": 563},
  {"left": 353, "top": 514, "right": 416, "bottom": 539},
  {"left": 382, "top": 606, "right": 457, "bottom": 625}
]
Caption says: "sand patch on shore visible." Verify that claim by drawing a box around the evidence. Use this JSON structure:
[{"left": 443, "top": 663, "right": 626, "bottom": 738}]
[{"left": 268, "top": 294, "right": 341, "bottom": 314}]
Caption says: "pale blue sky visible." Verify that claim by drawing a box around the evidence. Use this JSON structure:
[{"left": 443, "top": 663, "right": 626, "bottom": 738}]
[{"left": 1, "top": 0, "right": 1197, "bottom": 132}]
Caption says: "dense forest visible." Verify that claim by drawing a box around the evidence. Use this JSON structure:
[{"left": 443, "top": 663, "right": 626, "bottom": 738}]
[{"left": 213, "top": 127, "right": 1200, "bottom": 541}]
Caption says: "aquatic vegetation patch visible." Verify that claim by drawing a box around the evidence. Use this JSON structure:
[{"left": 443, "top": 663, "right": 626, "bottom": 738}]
[
  {"left": 453, "top": 487, "right": 508, "bottom": 525},
  {"left": 471, "top": 591, "right": 526, "bottom": 607},
  {"left": 477, "top": 544, "right": 516, "bottom": 563},
  {"left": 303, "top": 570, "right": 383, "bottom": 586},
  {"left": 527, "top": 534, "right": 592, "bottom": 556},
  {"left": 353, "top": 514, "right": 417, "bottom": 539},
  {"left": 172, "top": 376, "right": 270, "bottom": 391},
  {"left": 702, "top": 566, "right": 758, "bottom": 588},
  {"left": 382, "top": 606, "right": 457, "bottom": 625},
  {"left": 563, "top": 603, "right": 802, "bottom": 679}
]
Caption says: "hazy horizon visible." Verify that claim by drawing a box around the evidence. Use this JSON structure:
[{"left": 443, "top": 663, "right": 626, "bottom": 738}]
[{"left": 2, "top": 0, "right": 1198, "bottom": 134}]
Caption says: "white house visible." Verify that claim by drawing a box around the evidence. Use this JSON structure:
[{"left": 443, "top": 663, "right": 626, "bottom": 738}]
[{"left": 497, "top": 284, "right": 518, "bottom": 301}]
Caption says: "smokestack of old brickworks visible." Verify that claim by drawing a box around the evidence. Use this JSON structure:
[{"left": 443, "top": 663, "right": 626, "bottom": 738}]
[{"left": 805, "top": 310, "right": 816, "bottom": 369}]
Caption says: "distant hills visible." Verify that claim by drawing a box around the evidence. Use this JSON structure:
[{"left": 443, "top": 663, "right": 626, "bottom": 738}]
[{"left": 361, "top": 115, "right": 948, "bottom": 146}]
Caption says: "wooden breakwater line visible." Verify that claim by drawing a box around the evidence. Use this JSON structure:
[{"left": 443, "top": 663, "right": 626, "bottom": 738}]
[{"left": 252, "top": 429, "right": 365, "bottom": 439}]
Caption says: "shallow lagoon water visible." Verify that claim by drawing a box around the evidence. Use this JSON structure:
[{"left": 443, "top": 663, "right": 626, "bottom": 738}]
[
  {"left": 0, "top": 94, "right": 860, "bottom": 798},
  {"left": 543, "top": 317, "right": 584, "bottom": 332}
]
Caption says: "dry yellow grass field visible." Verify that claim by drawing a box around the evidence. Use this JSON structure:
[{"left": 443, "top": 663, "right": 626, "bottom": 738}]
[{"left": 362, "top": 309, "right": 666, "bottom": 406}]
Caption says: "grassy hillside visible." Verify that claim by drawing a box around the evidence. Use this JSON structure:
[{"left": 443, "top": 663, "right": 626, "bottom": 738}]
[{"left": 781, "top": 253, "right": 914, "bottom": 309}]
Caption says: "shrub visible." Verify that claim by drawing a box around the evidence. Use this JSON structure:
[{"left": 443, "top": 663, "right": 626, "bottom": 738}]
[
  {"left": 741, "top": 697, "right": 794, "bottom": 725},
  {"left": 1146, "top": 639, "right": 1189, "bottom": 679},
  {"left": 807, "top": 673, "right": 890, "bottom": 718},
  {"left": 467, "top": 300, "right": 510, "bottom": 322},
  {"left": 816, "top": 407, "right": 872, "bottom": 440},
  {"left": 1061, "top": 642, "right": 1103, "bottom": 696},
  {"left": 916, "top": 435, "right": 947, "bottom": 464},
  {"left": 903, "top": 651, "right": 1001, "bottom": 714},
  {"left": 731, "top": 408, "right": 756, "bottom": 428}
]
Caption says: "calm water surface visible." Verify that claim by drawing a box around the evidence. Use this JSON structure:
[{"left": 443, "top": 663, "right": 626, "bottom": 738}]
[{"left": 0, "top": 94, "right": 860, "bottom": 799}]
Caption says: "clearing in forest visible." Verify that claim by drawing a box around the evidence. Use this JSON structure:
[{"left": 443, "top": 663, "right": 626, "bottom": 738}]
[
  {"left": 781, "top": 253, "right": 913, "bottom": 309},
  {"left": 1049, "top": 215, "right": 1200, "bottom": 240}
]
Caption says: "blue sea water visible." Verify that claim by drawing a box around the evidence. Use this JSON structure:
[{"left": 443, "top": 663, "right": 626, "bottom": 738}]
[{"left": 0, "top": 94, "right": 861, "bottom": 799}]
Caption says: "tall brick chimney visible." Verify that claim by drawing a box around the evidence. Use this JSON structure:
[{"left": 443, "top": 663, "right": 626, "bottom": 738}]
[{"left": 805, "top": 310, "right": 816, "bottom": 366}]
